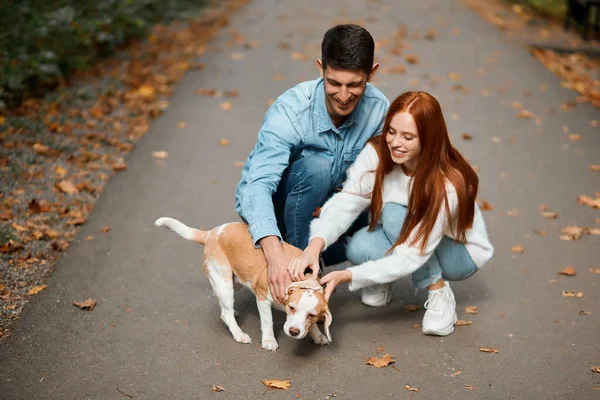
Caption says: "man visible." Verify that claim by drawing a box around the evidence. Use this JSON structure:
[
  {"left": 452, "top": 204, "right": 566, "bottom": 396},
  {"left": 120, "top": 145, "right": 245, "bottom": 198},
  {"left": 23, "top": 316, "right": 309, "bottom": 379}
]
[{"left": 235, "top": 24, "right": 389, "bottom": 304}]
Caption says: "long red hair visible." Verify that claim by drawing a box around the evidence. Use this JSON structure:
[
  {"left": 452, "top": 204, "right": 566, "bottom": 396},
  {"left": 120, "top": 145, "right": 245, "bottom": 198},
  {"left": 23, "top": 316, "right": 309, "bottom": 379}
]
[{"left": 368, "top": 91, "right": 478, "bottom": 254}]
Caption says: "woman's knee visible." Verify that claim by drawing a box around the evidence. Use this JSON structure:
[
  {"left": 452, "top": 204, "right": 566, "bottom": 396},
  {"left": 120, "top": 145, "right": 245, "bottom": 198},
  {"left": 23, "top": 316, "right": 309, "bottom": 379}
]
[
  {"left": 345, "top": 227, "right": 389, "bottom": 265},
  {"left": 381, "top": 203, "right": 407, "bottom": 241}
]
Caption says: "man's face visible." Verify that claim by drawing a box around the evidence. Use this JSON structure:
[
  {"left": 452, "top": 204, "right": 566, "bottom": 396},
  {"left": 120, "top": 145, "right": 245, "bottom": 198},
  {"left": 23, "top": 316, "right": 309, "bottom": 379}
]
[{"left": 318, "top": 61, "right": 378, "bottom": 125}]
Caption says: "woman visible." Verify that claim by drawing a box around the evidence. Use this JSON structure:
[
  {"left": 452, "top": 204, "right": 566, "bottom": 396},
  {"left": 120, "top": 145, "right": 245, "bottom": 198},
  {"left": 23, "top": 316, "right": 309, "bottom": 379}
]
[{"left": 289, "top": 91, "right": 494, "bottom": 336}]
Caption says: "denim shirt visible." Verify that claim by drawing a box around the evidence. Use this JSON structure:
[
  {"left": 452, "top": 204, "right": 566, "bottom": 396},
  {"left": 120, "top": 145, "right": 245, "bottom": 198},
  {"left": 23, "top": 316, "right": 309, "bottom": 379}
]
[{"left": 235, "top": 77, "right": 389, "bottom": 246}]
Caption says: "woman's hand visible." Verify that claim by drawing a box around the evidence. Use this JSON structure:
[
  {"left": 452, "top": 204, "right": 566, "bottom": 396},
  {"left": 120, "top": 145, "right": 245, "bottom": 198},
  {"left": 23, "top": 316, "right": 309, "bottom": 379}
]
[
  {"left": 320, "top": 270, "right": 352, "bottom": 302},
  {"left": 288, "top": 251, "right": 320, "bottom": 281}
]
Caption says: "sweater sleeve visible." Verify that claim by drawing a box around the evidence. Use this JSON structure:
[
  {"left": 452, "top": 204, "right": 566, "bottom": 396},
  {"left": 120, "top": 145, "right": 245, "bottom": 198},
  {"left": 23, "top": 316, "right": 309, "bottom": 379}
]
[
  {"left": 347, "top": 187, "right": 458, "bottom": 291},
  {"left": 308, "top": 143, "right": 378, "bottom": 249}
]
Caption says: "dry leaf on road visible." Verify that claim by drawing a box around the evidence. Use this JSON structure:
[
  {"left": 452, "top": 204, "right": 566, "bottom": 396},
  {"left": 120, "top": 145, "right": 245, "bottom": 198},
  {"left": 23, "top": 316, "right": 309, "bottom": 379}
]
[
  {"left": 464, "top": 384, "right": 475, "bottom": 390},
  {"left": 73, "top": 298, "right": 97, "bottom": 311},
  {"left": 511, "top": 245, "right": 524, "bottom": 253},
  {"left": 518, "top": 109, "right": 534, "bottom": 119},
  {"left": 177, "top": 122, "right": 186, "bottom": 129},
  {"left": 449, "top": 72, "right": 461, "bottom": 81},
  {"left": 456, "top": 320, "right": 473, "bottom": 326},
  {"left": 590, "top": 269, "right": 600, "bottom": 274},
  {"left": 405, "top": 385, "right": 419, "bottom": 392},
  {"left": 479, "top": 347, "right": 499, "bottom": 353},
  {"left": 27, "top": 284, "right": 47, "bottom": 296},
  {"left": 261, "top": 379, "right": 291, "bottom": 390},
  {"left": 219, "top": 139, "right": 230, "bottom": 146},
  {"left": 56, "top": 180, "right": 78, "bottom": 194},
  {"left": 562, "top": 291, "right": 584, "bottom": 298},
  {"left": 152, "top": 151, "right": 168, "bottom": 159},
  {"left": 232, "top": 161, "right": 244, "bottom": 167},
  {"left": 101, "top": 226, "right": 110, "bottom": 233},
  {"left": 560, "top": 225, "right": 588, "bottom": 241},
  {"left": 541, "top": 211, "right": 559, "bottom": 219},
  {"left": 591, "top": 165, "right": 600, "bottom": 172},
  {"left": 478, "top": 199, "right": 493, "bottom": 210},
  {"left": 212, "top": 385, "right": 225, "bottom": 392},
  {"left": 461, "top": 133, "right": 473, "bottom": 141},
  {"left": 466, "top": 306, "right": 478, "bottom": 314},
  {"left": 577, "top": 195, "right": 600, "bottom": 209},
  {"left": 404, "top": 305, "right": 420, "bottom": 312},
  {"left": 365, "top": 353, "right": 395, "bottom": 368},
  {"left": 579, "top": 311, "right": 591, "bottom": 315},
  {"left": 220, "top": 102, "right": 232, "bottom": 111},
  {"left": 592, "top": 366, "right": 600, "bottom": 373},
  {"left": 568, "top": 134, "right": 581, "bottom": 142},
  {"left": 557, "top": 266, "right": 576, "bottom": 276}
]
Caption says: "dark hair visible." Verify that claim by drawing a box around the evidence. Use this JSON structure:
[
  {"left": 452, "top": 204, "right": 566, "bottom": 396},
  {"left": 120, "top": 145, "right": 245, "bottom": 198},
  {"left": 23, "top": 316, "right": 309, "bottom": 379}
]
[{"left": 321, "top": 24, "right": 375, "bottom": 75}]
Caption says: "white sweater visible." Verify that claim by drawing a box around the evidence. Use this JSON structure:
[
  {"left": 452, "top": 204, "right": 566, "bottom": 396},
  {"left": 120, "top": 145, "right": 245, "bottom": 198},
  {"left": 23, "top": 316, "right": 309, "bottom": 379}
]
[{"left": 309, "top": 143, "right": 494, "bottom": 291}]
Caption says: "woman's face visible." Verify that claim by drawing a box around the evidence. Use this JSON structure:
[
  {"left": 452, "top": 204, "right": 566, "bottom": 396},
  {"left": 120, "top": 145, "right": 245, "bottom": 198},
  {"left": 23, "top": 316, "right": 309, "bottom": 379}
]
[{"left": 385, "top": 111, "right": 421, "bottom": 173}]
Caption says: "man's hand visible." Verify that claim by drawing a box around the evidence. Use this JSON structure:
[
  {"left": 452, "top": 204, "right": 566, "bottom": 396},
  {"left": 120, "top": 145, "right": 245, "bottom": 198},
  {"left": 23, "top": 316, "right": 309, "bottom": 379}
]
[
  {"left": 288, "top": 237, "right": 326, "bottom": 281},
  {"left": 260, "top": 236, "right": 293, "bottom": 304},
  {"left": 320, "top": 270, "right": 352, "bottom": 302}
]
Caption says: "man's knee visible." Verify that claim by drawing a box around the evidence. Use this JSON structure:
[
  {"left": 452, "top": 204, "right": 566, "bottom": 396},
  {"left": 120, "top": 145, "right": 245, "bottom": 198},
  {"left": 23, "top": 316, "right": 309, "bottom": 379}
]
[{"left": 288, "top": 155, "right": 332, "bottom": 191}]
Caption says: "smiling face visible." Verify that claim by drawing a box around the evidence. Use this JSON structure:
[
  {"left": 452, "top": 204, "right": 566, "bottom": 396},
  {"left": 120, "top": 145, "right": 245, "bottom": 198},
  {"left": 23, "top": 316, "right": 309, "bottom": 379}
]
[
  {"left": 283, "top": 286, "right": 331, "bottom": 341},
  {"left": 318, "top": 61, "right": 378, "bottom": 127},
  {"left": 386, "top": 111, "right": 422, "bottom": 174}
]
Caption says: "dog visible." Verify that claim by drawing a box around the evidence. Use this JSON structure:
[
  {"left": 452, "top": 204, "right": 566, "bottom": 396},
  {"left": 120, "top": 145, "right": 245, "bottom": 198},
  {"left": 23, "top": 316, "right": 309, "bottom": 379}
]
[{"left": 154, "top": 218, "right": 332, "bottom": 351}]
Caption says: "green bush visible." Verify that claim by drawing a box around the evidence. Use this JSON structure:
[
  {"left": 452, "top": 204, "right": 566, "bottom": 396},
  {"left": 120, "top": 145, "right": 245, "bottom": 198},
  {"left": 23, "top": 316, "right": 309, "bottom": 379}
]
[{"left": 0, "top": 0, "right": 206, "bottom": 109}]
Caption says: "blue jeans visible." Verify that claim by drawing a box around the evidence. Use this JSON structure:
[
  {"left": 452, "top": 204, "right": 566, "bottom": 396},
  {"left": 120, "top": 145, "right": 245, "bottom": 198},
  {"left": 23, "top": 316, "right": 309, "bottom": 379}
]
[
  {"left": 346, "top": 203, "right": 479, "bottom": 289},
  {"left": 273, "top": 155, "right": 368, "bottom": 266}
]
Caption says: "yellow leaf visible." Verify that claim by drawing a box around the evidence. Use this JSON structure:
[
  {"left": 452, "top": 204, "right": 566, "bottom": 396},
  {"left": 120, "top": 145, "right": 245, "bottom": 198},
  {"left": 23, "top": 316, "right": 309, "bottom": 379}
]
[
  {"left": 266, "top": 98, "right": 275, "bottom": 106},
  {"left": 456, "top": 320, "right": 472, "bottom": 326},
  {"left": 0, "top": 115, "right": 5, "bottom": 124},
  {"left": 479, "top": 347, "right": 499, "bottom": 353},
  {"left": 405, "top": 385, "right": 419, "bottom": 392},
  {"left": 465, "top": 306, "right": 478, "bottom": 314},
  {"left": 592, "top": 366, "right": 600, "bottom": 373},
  {"left": 72, "top": 298, "right": 97, "bottom": 311},
  {"left": 230, "top": 53, "right": 244, "bottom": 60},
  {"left": 290, "top": 52, "right": 310, "bottom": 61},
  {"left": 448, "top": 72, "right": 461, "bottom": 81},
  {"left": 461, "top": 133, "right": 473, "bottom": 141},
  {"left": 560, "top": 225, "right": 588, "bottom": 240},
  {"left": 568, "top": 134, "right": 581, "bottom": 142},
  {"left": 590, "top": 268, "right": 600, "bottom": 274},
  {"left": 557, "top": 266, "right": 576, "bottom": 276},
  {"left": 261, "top": 379, "right": 291, "bottom": 390},
  {"left": 219, "top": 138, "right": 230, "bottom": 146},
  {"left": 405, "top": 55, "right": 419, "bottom": 65},
  {"left": 579, "top": 310, "right": 591, "bottom": 315},
  {"left": 577, "top": 195, "right": 600, "bottom": 209},
  {"left": 212, "top": 385, "right": 225, "bottom": 392},
  {"left": 365, "top": 353, "right": 395, "bottom": 368},
  {"left": 101, "top": 226, "right": 110, "bottom": 233},
  {"left": 152, "top": 151, "right": 168, "bottom": 159},
  {"left": 518, "top": 109, "right": 534, "bottom": 119},
  {"left": 561, "top": 291, "right": 584, "bottom": 298},
  {"left": 511, "top": 245, "right": 524, "bottom": 253},
  {"left": 32, "top": 143, "right": 51, "bottom": 155},
  {"left": 541, "top": 211, "right": 559, "bottom": 219},
  {"left": 27, "top": 284, "right": 47, "bottom": 296},
  {"left": 232, "top": 161, "right": 245, "bottom": 168},
  {"left": 274, "top": 74, "right": 283, "bottom": 81},
  {"left": 590, "top": 165, "right": 600, "bottom": 172},
  {"left": 56, "top": 180, "right": 78, "bottom": 195},
  {"left": 177, "top": 122, "right": 186, "bottom": 129},
  {"left": 137, "top": 85, "right": 155, "bottom": 98},
  {"left": 464, "top": 384, "right": 475, "bottom": 390},
  {"left": 220, "top": 102, "right": 232, "bottom": 111},
  {"left": 55, "top": 165, "right": 67, "bottom": 178},
  {"left": 477, "top": 199, "right": 493, "bottom": 211},
  {"left": 403, "top": 305, "right": 420, "bottom": 312}
]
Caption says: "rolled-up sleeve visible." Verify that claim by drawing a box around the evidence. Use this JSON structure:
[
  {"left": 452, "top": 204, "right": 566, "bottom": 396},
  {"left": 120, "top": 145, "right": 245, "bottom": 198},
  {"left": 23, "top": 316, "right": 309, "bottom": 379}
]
[{"left": 239, "top": 104, "right": 302, "bottom": 246}]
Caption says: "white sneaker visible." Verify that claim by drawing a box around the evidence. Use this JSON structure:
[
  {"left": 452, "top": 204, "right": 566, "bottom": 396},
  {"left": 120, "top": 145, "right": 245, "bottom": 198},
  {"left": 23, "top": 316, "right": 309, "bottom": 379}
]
[
  {"left": 361, "top": 283, "right": 393, "bottom": 307},
  {"left": 421, "top": 281, "right": 457, "bottom": 336}
]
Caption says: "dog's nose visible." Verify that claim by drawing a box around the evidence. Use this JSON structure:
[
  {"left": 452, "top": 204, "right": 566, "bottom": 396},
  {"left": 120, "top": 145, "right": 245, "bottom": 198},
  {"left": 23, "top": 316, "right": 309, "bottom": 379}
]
[{"left": 289, "top": 327, "right": 300, "bottom": 337}]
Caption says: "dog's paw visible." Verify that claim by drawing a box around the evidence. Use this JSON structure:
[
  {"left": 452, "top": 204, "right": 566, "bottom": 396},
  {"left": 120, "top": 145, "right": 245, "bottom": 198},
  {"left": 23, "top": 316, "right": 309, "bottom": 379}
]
[
  {"left": 262, "top": 338, "right": 278, "bottom": 351},
  {"left": 234, "top": 332, "right": 252, "bottom": 344},
  {"left": 311, "top": 331, "right": 330, "bottom": 345}
]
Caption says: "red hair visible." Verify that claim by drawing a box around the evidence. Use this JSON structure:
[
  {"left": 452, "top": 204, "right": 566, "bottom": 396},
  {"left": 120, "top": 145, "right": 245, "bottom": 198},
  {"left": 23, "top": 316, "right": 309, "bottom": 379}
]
[{"left": 368, "top": 91, "right": 478, "bottom": 254}]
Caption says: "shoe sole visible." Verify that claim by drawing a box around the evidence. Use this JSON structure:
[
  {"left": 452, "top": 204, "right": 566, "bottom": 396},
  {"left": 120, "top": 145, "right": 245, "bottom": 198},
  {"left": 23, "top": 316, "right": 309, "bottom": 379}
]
[{"left": 422, "top": 312, "right": 458, "bottom": 336}]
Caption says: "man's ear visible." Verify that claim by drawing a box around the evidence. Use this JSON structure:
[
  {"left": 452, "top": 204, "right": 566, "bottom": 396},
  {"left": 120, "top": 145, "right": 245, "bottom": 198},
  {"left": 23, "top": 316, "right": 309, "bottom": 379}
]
[
  {"left": 323, "top": 307, "right": 333, "bottom": 343},
  {"left": 317, "top": 59, "right": 324, "bottom": 78},
  {"left": 368, "top": 63, "right": 380, "bottom": 82}
]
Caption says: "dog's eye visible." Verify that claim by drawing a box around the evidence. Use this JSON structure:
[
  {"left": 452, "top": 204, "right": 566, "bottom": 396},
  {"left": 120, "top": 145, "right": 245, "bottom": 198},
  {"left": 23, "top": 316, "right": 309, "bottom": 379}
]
[
  {"left": 288, "top": 306, "right": 296, "bottom": 312},
  {"left": 307, "top": 313, "right": 317, "bottom": 319}
]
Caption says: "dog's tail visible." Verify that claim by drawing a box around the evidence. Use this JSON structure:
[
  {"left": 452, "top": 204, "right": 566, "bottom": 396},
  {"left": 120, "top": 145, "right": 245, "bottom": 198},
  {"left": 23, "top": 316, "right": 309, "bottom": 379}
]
[{"left": 154, "top": 217, "right": 208, "bottom": 244}]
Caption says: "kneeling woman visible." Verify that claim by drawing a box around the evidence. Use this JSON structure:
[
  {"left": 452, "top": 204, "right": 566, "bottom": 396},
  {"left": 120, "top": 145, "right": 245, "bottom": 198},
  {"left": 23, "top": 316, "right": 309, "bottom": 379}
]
[{"left": 292, "top": 91, "right": 494, "bottom": 336}]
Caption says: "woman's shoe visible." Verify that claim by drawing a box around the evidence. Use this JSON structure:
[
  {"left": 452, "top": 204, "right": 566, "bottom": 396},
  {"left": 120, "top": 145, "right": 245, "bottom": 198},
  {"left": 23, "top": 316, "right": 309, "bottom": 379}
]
[
  {"left": 361, "top": 283, "right": 393, "bottom": 307},
  {"left": 421, "top": 281, "right": 457, "bottom": 336}
]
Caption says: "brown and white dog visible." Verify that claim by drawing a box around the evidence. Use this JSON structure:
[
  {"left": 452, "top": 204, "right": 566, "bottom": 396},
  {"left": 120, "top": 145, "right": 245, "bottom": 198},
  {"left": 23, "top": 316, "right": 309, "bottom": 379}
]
[{"left": 155, "top": 218, "right": 332, "bottom": 351}]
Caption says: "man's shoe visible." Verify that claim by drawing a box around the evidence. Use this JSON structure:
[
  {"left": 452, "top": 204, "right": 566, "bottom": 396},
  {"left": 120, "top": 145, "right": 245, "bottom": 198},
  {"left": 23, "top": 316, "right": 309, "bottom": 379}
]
[
  {"left": 421, "top": 281, "right": 457, "bottom": 336},
  {"left": 361, "top": 283, "right": 393, "bottom": 307}
]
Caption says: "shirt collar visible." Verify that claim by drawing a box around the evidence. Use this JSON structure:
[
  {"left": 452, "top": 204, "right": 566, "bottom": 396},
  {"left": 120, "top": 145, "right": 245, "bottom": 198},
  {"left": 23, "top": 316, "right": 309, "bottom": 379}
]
[{"left": 316, "top": 80, "right": 358, "bottom": 133}]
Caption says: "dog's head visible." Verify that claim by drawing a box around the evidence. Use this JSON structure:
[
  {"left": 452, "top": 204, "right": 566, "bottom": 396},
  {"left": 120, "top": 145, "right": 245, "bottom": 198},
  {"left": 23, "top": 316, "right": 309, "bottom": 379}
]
[{"left": 283, "top": 279, "right": 332, "bottom": 342}]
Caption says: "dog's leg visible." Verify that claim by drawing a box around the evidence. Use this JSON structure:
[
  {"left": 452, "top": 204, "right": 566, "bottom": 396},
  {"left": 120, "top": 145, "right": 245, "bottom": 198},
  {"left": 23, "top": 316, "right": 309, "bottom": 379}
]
[
  {"left": 256, "top": 299, "right": 278, "bottom": 351},
  {"left": 309, "top": 323, "right": 330, "bottom": 345},
  {"left": 206, "top": 261, "right": 251, "bottom": 344}
]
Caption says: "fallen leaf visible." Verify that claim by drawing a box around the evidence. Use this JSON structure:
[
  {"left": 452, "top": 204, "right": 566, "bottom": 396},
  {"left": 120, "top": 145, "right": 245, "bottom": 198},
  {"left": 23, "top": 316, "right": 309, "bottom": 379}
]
[
  {"left": 505, "top": 208, "right": 520, "bottom": 216},
  {"left": 518, "top": 109, "right": 534, "bottom": 119},
  {"left": 137, "top": 85, "right": 155, "bottom": 98},
  {"left": 261, "top": 379, "right": 291, "bottom": 390},
  {"left": 479, "top": 347, "right": 499, "bottom": 354},
  {"left": 590, "top": 269, "right": 600, "bottom": 274},
  {"left": 101, "top": 226, "right": 110, "bottom": 233},
  {"left": 32, "top": 143, "right": 51, "bottom": 155},
  {"left": 591, "top": 165, "right": 600, "bottom": 172},
  {"left": 403, "top": 305, "right": 420, "bottom": 312},
  {"left": 448, "top": 72, "right": 461, "bottom": 81},
  {"left": 86, "top": 236, "right": 94, "bottom": 241},
  {"left": 534, "top": 229, "right": 547, "bottom": 236},
  {"left": 561, "top": 291, "right": 584, "bottom": 298},
  {"left": 405, "top": 55, "right": 419, "bottom": 64},
  {"left": 195, "top": 88, "right": 217, "bottom": 96},
  {"left": 579, "top": 311, "right": 591, "bottom": 315},
  {"left": 405, "top": 385, "right": 418, "bottom": 392},
  {"left": 152, "top": 151, "right": 168, "bottom": 159},
  {"left": 55, "top": 165, "right": 68, "bottom": 178},
  {"left": 577, "top": 195, "right": 600, "bottom": 209},
  {"left": 365, "top": 353, "right": 395, "bottom": 368},
  {"left": 274, "top": 74, "right": 283, "bottom": 81},
  {"left": 411, "top": 323, "right": 421, "bottom": 329},
  {"left": 464, "top": 384, "right": 475, "bottom": 390},
  {"left": 568, "top": 134, "right": 581, "bottom": 142},
  {"left": 232, "top": 161, "right": 244, "bottom": 168},
  {"left": 177, "top": 122, "right": 186, "bottom": 129},
  {"left": 592, "top": 366, "right": 600, "bottom": 373},
  {"left": 541, "top": 211, "right": 559, "bottom": 219},
  {"left": 560, "top": 225, "right": 588, "bottom": 241},
  {"left": 220, "top": 102, "right": 232, "bottom": 111},
  {"left": 212, "top": 385, "right": 225, "bottom": 392},
  {"left": 511, "top": 245, "right": 524, "bottom": 253},
  {"left": 230, "top": 52, "right": 244, "bottom": 60},
  {"left": 266, "top": 98, "right": 275, "bottom": 105},
  {"left": 73, "top": 298, "right": 97, "bottom": 311},
  {"left": 461, "top": 133, "right": 473, "bottom": 141},
  {"left": 27, "top": 284, "right": 47, "bottom": 296},
  {"left": 219, "top": 138, "right": 230, "bottom": 146},
  {"left": 456, "top": 320, "right": 472, "bottom": 326},
  {"left": 290, "top": 52, "right": 310, "bottom": 61},
  {"left": 424, "top": 29, "right": 437, "bottom": 40},
  {"left": 112, "top": 159, "right": 127, "bottom": 171},
  {"left": 55, "top": 180, "right": 78, "bottom": 194},
  {"left": 478, "top": 199, "right": 493, "bottom": 211},
  {"left": 224, "top": 90, "right": 239, "bottom": 98},
  {"left": 465, "top": 306, "right": 478, "bottom": 314},
  {"left": 450, "top": 371, "right": 462, "bottom": 376},
  {"left": 557, "top": 266, "right": 576, "bottom": 276}
]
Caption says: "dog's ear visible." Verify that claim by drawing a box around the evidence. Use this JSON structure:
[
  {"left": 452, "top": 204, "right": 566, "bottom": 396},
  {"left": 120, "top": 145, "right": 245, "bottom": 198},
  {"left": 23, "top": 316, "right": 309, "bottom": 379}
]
[
  {"left": 323, "top": 307, "right": 332, "bottom": 343},
  {"left": 285, "top": 286, "right": 299, "bottom": 302}
]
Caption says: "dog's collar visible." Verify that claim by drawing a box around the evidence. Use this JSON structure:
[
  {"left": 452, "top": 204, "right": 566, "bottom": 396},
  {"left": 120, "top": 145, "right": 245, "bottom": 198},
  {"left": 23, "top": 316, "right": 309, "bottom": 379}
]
[{"left": 287, "top": 279, "right": 323, "bottom": 293}]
